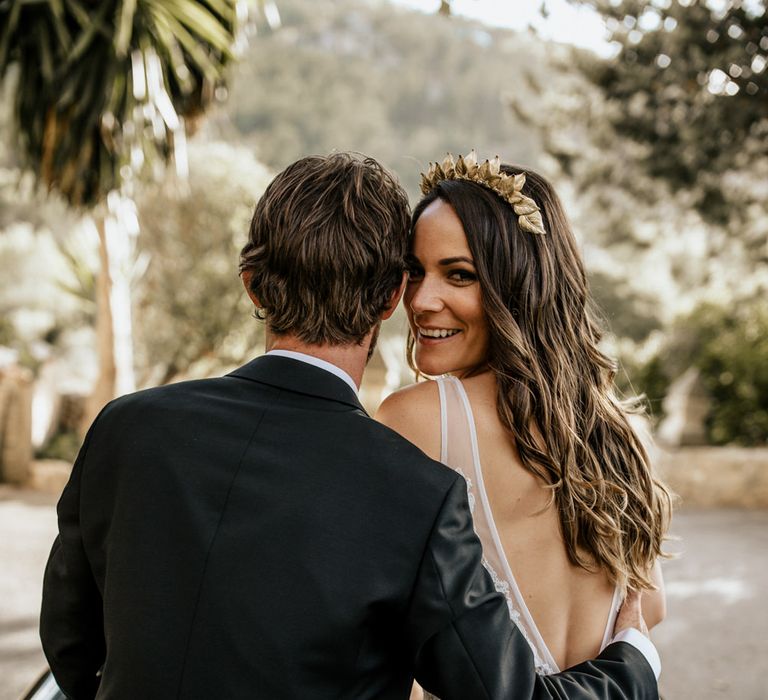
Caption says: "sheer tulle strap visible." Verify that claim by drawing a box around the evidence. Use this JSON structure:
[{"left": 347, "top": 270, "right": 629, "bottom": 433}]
[
  {"left": 600, "top": 586, "right": 624, "bottom": 651},
  {"left": 435, "top": 376, "right": 477, "bottom": 481},
  {"left": 436, "top": 375, "right": 559, "bottom": 675},
  {"left": 437, "top": 377, "right": 448, "bottom": 465}
]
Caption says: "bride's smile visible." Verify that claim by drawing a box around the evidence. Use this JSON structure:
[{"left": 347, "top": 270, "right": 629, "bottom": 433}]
[
  {"left": 415, "top": 326, "right": 461, "bottom": 340},
  {"left": 405, "top": 198, "right": 489, "bottom": 378}
]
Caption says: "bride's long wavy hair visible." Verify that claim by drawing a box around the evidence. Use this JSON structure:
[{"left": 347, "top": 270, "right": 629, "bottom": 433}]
[{"left": 409, "top": 165, "right": 673, "bottom": 591}]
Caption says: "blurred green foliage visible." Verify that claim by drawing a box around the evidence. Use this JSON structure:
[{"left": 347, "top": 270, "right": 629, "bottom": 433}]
[
  {"left": 625, "top": 353, "right": 670, "bottom": 422},
  {"left": 132, "top": 141, "right": 270, "bottom": 385},
  {"left": 630, "top": 300, "right": 768, "bottom": 445},
  {"left": 589, "top": 270, "right": 661, "bottom": 342},
  {"left": 0, "top": 315, "right": 15, "bottom": 347},
  {"left": 36, "top": 429, "right": 81, "bottom": 462},
  {"left": 572, "top": 0, "right": 767, "bottom": 250}
]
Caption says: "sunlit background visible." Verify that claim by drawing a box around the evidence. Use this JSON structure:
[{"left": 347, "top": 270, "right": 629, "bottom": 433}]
[{"left": 0, "top": 1, "right": 766, "bottom": 698}]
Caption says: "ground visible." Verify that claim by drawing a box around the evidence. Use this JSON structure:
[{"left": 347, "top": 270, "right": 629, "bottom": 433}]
[{"left": 0, "top": 485, "right": 765, "bottom": 700}]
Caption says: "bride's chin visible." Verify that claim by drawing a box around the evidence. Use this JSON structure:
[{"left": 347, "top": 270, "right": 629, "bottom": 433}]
[{"left": 414, "top": 357, "right": 451, "bottom": 378}]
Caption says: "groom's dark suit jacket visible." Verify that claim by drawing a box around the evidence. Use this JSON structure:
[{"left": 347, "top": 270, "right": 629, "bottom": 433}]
[{"left": 41, "top": 355, "right": 657, "bottom": 700}]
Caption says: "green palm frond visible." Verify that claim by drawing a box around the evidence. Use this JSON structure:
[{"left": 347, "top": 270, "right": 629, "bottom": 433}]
[{"left": 0, "top": 0, "right": 250, "bottom": 207}]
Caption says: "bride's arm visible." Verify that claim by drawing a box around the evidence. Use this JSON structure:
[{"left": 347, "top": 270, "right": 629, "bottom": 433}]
[
  {"left": 642, "top": 560, "right": 666, "bottom": 629},
  {"left": 375, "top": 383, "right": 442, "bottom": 461}
]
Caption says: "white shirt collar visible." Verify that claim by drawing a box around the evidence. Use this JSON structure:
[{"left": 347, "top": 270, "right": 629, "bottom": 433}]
[{"left": 265, "top": 349, "right": 358, "bottom": 395}]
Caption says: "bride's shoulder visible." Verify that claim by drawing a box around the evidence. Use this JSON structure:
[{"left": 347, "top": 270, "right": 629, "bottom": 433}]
[
  {"left": 374, "top": 380, "right": 441, "bottom": 460},
  {"left": 375, "top": 380, "right": 440, "bottom": 421}
]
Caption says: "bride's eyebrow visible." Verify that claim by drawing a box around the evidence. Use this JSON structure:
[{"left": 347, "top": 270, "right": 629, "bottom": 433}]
[{"left": 439, "top": 256, "right": 474, "bottom": 266}]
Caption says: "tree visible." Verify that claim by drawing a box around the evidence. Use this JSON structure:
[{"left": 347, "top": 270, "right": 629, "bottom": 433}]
[
  {"left": 569, "top": 0, "right": 767, "bottom": 247},
  {"left": 503, "top": 2, "right": 767, "bottom": 334},
  {"left": 132, "top": 141, "right": 270, "bottom": 386},
  {"left": 0, "top": 0, "right": 245, "bottom": 426}
]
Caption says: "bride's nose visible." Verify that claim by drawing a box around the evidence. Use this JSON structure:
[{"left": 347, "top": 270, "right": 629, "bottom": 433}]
[{"left": 407, "top": 276, "right": 444, "bottom": 314}]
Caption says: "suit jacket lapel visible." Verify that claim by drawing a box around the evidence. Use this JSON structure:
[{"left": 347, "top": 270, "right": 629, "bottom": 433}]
[{"left": 228, "top": 355, "right": 367, "bottom": 414}]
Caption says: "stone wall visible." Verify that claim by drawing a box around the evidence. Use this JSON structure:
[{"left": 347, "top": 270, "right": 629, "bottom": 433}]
[{"left": 657, "top": 447, "right": 768, "bottom": 509}]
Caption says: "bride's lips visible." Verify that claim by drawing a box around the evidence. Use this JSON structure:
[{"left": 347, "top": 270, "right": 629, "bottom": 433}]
[{"left": 415, "top": 328, "right": 463, "bottom": 345}]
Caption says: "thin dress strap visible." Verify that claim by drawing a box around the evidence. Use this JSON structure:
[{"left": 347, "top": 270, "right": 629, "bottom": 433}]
[
  {"left": 600, "top": 586, "right": 623, "bottom": 651},
  {"left": 435, "top": 375, "right": 558, "bottom": 675},
  {"left": 436, "top": 376, "right": 475, "bottom": 506}
]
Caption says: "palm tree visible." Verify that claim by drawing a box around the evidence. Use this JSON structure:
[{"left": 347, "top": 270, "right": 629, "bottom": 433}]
[{"left": 0, "top": 0, "right": 259, "bottom": 427}]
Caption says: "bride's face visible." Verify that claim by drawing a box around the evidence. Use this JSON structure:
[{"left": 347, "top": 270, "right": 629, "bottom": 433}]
[{"left": 405, "top": 199, "right": 490, "bottom": 378}]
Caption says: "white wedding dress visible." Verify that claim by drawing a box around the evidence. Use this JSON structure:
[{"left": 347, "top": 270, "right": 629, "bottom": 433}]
[{"left": 423, "top": 376, "right": 622, "bottom": 698}]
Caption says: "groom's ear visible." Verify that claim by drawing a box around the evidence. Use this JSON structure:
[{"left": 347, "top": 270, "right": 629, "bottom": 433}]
[
  {"left": 381, "top": 272, "right": 408, "bottom": 321},
  {"left": 241, "top": 271, "right": 261, "bottom": 308}
]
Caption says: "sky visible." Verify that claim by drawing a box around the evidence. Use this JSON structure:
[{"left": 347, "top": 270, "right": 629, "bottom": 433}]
[{"left": 387, "top": 0, "right": 614, "bottom": 56}]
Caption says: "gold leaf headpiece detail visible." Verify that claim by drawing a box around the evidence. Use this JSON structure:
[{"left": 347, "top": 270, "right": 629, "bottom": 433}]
[{"left": 420, "top": 150, "right": 546, "bottom": 235}]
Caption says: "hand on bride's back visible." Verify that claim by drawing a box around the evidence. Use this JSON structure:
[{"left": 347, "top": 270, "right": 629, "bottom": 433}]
[{"left": 614, "top": 589, "right": 649, "bottom": 638}]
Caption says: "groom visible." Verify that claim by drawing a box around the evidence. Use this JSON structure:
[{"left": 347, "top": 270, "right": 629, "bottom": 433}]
[{"left": 41, "top": 153, "right": 659, "bottom": 699}]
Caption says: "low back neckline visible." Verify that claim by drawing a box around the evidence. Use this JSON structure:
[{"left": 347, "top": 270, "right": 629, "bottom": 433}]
[{"left": 436, "top": 374, "right": 621, "bottom": 675}]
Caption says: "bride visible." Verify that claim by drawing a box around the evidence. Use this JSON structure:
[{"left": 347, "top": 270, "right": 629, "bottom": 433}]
[{"left": 376, "top": 153, "right": 673, "bottom": 693}]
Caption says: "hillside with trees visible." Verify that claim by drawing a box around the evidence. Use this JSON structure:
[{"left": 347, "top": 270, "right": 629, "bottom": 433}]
[{"left": 214, "top": 0, "right": 552, "bottom": 195}]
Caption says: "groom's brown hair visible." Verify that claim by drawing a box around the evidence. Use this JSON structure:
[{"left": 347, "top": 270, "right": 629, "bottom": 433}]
[{"left": 240, "top": 152, "right": 410, "bottom": 344}]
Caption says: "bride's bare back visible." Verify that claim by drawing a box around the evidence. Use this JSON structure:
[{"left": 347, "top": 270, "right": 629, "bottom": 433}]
[
  {"left": 459, "top": 373, "right": 616, "bottom": 669},
  {"left": 377, "top": 372, "right": 662, "bottom": 670}
]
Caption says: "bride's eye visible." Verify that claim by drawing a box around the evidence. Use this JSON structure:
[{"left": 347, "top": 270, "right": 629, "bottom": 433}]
[
  {"left": 448, "top": 269, "right": 477, "bottom": 283},
  {"left": 407, "top": 265, "right": 424, "bottom": 282}
]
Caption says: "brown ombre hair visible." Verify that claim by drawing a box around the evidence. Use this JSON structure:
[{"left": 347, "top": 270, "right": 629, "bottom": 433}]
[
  {"left": 411, "top": 165, "right": 673, "bottom": 592},
  {"left": 240, "top": 153, "right": 410, "bottom": 344}
]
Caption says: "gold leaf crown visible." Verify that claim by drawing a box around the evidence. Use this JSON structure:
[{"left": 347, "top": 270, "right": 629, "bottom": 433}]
[{"left": 420, "top": 150, "right": 546, "bottom": 235}]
